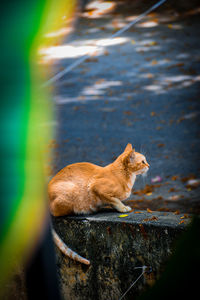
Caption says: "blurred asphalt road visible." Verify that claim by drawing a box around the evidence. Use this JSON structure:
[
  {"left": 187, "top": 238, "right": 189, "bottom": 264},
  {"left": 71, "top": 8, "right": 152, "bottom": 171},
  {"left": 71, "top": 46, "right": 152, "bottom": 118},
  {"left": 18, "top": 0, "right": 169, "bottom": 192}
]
[{"left": 45, "top": 1, "right": 200, "bottom": 214}]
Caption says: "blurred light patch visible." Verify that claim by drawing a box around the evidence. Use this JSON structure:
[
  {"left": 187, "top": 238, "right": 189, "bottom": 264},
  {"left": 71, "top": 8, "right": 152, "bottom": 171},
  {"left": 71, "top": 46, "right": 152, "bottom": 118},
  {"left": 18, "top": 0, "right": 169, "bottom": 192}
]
[
  {"left": 137, "top": 21, "right": 158, "bottom": 28},
  {"left": 164, "top": 75, "right": 195, "bottom": 82},
  {"left": 39, "top": 44, "right": 99, "bottom": 60},
  {"left": 96, "top": 37, "right": 128, "bottom": 47},
  {"left": 144, "top": 85, "right": 162, "bottom": 91},
  {"left": 84, "top": 0, "right": 116, "bottom": 18},
  {"left": 83, "top": 80, "right": 122, "bottom": 96},
  {"left": 39, "top": 37, "right": 128, "bottom": 62},
  {"left": 167, "top": 24, "right": 183, "bottom": 30}
]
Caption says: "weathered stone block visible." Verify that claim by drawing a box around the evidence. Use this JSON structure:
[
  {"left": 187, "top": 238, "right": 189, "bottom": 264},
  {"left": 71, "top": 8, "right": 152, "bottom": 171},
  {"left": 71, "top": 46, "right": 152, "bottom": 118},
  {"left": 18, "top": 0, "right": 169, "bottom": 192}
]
[{"left": 52, "top": 210, "right": 189, "bottom": 300}]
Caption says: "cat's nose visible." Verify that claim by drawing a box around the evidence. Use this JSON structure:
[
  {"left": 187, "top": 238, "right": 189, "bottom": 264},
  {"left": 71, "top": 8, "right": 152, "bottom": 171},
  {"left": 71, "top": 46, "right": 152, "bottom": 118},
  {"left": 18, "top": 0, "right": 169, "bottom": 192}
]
[{"left": 146, "top": 163, "right": 150, "bottom": 167}]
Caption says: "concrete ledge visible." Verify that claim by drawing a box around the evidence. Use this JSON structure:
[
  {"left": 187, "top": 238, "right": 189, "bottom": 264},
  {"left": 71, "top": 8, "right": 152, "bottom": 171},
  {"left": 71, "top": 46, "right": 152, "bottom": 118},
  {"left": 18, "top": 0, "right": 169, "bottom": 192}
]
[{"left": 52, "top": 210, "right": 190, "bottom": 300}]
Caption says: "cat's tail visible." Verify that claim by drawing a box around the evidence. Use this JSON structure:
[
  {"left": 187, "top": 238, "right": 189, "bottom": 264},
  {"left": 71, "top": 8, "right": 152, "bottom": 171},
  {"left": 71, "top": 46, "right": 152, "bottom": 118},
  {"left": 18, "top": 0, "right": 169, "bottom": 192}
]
[{"left": 52, "top": 228, "right": 90, "bottom": 265}]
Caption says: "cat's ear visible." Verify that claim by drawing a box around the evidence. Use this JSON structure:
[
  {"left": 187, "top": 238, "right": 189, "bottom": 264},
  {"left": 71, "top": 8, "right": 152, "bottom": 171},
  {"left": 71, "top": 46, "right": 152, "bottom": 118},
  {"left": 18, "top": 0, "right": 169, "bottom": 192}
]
[
  {"left": 124, "top": 143, "right": 132, "bottom": 152},
  {"left": 123, "top": 149, "right": 135, "bottom": 165}
]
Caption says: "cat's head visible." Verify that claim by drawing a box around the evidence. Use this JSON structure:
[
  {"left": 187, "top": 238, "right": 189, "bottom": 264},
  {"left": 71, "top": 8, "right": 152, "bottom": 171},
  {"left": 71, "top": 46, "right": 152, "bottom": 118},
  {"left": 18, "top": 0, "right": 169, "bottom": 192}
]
[{"left": 122, "top": 143, "right": 150, "bottom": 175}]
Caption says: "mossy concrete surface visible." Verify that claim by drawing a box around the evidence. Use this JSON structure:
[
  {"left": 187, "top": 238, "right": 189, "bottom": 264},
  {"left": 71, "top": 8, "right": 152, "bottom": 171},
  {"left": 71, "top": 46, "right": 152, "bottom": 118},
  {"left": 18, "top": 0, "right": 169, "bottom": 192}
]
[{"left": 52, "top": 210, "right": 190, "bottom": 300}]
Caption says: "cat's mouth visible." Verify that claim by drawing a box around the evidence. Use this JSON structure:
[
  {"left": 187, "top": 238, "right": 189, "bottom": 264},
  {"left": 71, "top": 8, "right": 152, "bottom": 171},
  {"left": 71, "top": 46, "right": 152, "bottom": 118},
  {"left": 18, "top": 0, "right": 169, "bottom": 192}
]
[
  {"left": 141, "top": 166, "right": 149, "bottom": 174},
  {"left": 142, "top": 167, "right": 149, "bottom": 177},
  {"left": 135, "top": 167, "right": 149, "bottom": 176}
]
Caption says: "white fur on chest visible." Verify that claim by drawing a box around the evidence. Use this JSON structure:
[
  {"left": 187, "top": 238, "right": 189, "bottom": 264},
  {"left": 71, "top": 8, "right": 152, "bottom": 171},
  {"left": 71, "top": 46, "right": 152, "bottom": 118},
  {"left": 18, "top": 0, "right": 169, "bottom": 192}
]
[
  {"left": 125, "top": 174, "right": 136, "bottom": 198},
  {"left": 128, "top": 174, "right": 136, "bottom": 189}
]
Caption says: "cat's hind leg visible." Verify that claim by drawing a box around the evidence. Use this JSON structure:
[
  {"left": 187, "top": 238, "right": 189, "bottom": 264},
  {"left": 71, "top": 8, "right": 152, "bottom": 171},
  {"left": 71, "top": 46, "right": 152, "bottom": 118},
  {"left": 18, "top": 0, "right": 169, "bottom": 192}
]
[
  {"left": 50, "top": 197, "right": 73, "bottom": 216},
  {"left": 49, "top": 181, "right": 76, "bottom": 216}
]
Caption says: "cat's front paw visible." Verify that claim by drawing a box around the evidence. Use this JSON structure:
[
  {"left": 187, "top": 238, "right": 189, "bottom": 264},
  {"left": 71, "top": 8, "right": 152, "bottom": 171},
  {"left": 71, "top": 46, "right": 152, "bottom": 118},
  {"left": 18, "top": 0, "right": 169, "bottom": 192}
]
[{"left": 121, "top": 205, "right": 132, "bottom": 212}]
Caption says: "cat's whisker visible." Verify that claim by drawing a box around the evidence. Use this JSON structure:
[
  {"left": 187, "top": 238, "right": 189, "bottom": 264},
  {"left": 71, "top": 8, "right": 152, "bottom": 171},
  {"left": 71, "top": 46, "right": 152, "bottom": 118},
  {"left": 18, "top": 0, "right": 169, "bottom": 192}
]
[
  {"left": 140, "top": 144, "right": 144, "bottom": 155},
  {"left": 142, "top": 172, "right": 147, "bottom": 178},
  {"left": 139, "top": 144, "right": 148, "bottom": 158}
]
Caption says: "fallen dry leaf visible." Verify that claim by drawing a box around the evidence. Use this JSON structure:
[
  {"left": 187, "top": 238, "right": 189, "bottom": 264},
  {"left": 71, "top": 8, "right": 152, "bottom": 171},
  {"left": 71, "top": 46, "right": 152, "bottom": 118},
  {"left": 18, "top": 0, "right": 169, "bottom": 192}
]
[
  {"left": 118, "top": 214, "right": 128, "bottom": 218},
  {"left": 133, "top": 184, "right": 159, "bottom": 196},
  {"left": 181, "top": 174, "right": 196, "bottom": 183},
  {"left": 149, "top": 41, "right": 158, "bottom": 46},
  {"left": 179, "top": 220, "right": 186, "bottom": 224},
  {"left": 143, "top": 216, "right": 158, "bottom": 222},
  {"left": 168, "top": 187, "right": 176, "bottom": 193},
  {"left": 144, "top": 41, "right": 158, "bottom": 47},
  {"left": 85, "top": 57, "right": 98, "bottom": 63},
  {"left": 95, "top": 79, "right": 105, "bottom": 85},
  {"left": 151, "top": 17, "right": 158, "bottom": 23},
  {"left": 157, "top": 143, "right": 165, "bottom": 148},
  {"left": 167, "top": 62, "right": 184, "bottom": 70},
  {"left": 124, "top": 110, "right": 132, "bottom": 115},
  {"left": 171, "top": 175, "right": 179, "bottom": 181},
  {"left": 156, "top": 126, "right": 162, "bottom": 130},
  {"left": 180, "top": 214, "right": 189, "bottom": 219},
  {"left": 168, "top": 195, "right": 181, "bottom": 201},
  {"left": 151, "top": 59, "right": 158, "bottom": 65},
  {"left": 147, "top": 208, "right": 153, "bottom": 213},
  {"left": 146, "top": 73, "right": 154, "bottom": 78},
  {"left": 104, "top": 50, "right": 109, "bottom": 56},
  {"left": 186, "top": 179, "right": 200, "bottom": 189},
  {"left": 146, "top": 192, "right": 152, "bottom": 196}
]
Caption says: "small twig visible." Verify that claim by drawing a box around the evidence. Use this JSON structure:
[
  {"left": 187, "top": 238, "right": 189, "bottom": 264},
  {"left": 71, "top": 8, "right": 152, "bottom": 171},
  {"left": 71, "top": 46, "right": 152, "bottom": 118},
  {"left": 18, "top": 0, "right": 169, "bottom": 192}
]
[{"left": 119, "top": 266, "right": 149, "bottom": 300}]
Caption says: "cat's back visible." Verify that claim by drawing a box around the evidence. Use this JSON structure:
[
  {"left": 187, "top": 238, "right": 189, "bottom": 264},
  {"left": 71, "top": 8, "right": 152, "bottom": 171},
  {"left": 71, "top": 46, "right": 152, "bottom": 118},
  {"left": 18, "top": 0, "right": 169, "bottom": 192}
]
[{"left": 49, "top": 162, "right": 102, "bottom": 185}]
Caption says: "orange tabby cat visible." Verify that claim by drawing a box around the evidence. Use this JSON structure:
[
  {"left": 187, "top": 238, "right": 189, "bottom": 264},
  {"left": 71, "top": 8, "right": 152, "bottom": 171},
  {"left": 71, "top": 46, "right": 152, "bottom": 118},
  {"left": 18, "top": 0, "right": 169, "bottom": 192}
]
[{"left": 49, "top": 143, "right": 149, "bottom": 265}]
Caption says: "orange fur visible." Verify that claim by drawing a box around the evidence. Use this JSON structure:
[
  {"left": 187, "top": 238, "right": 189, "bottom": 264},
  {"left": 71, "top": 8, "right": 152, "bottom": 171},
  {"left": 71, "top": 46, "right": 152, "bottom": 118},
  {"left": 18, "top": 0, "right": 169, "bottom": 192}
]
[
  {"left": 48, "top": 143, "right": 149, "bottom": 216},
  {"left": 52, "top": 229, "right": 90, "bottom": 265}
]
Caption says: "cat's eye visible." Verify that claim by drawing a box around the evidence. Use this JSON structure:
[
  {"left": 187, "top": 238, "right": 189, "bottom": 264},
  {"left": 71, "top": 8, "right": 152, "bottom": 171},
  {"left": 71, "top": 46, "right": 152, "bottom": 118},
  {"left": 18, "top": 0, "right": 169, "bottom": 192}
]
[{"left": 142, "top": 160, "right": 145, "bottom": 164}]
